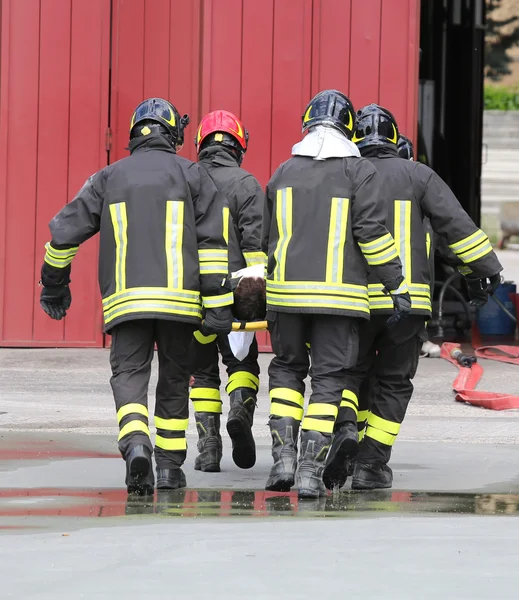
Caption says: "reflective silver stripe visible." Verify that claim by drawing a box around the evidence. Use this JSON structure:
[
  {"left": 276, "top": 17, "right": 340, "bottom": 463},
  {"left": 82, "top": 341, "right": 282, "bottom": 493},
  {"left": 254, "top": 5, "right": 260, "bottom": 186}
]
[
  {"left": 327, "top": 197, "right": 349, "bottom": 283},
  {"left": 198, "top": 250, "right": 228, "bottom": 260},
  {"left": 267, "top": 296, "right": 369, "bottom": 308},
  {"left": 110, "top": 202, "right": 128, "bottom": 293},
  {"left": 396, "top": 200, "right": 411, "bottom": 278},
  {"left": 202, "top": 292, "right": 234, "bottom": 308},
  {"left": 458, "top": 240, "right": 492, "bottom": 263},
  {"left": 199, "top": 264, "right": 227, "bottom": 274},
  {"left": 364, "top": 246, "right": 398, "bottom": 265},
  {"left": 104, "top": 301, "right": 202, "bottom": 323},
  {"left": 165, "top": 201, "right": 184, "bottom": 289},
  {"left": 267, "top": 281, "right": 367, "bottom": 296}
]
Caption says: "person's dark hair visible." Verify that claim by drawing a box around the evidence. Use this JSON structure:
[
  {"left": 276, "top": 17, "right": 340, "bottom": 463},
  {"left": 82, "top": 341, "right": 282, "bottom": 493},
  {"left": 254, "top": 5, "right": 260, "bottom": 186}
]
[{"left": 233, "top": 277, "right": 266, "bottom": 321}]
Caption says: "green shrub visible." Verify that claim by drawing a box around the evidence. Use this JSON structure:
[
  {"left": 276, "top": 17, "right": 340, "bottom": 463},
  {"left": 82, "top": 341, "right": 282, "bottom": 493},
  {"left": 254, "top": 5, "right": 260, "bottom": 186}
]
[{"left": 484, "top": 86, "right": 519, "bottom": 110}]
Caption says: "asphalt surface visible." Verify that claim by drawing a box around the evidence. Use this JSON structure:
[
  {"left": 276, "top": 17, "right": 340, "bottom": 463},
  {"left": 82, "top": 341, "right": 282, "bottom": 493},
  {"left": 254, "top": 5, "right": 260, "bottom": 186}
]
[{"left": 2, "top": 349, "right": 519, "bottom": 597}]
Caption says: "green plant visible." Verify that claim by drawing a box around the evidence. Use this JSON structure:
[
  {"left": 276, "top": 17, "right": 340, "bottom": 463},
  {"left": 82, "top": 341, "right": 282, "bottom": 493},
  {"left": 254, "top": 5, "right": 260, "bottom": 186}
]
[{"left": 484, "top": 86, "right": 519, "bottom": 110}]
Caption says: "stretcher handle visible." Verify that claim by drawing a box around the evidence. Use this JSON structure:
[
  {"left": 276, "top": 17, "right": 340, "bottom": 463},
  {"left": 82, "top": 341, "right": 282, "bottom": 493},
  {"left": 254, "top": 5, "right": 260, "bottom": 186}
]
[{"left": 231, "top": 320, "right": 268, "bottom": 331}]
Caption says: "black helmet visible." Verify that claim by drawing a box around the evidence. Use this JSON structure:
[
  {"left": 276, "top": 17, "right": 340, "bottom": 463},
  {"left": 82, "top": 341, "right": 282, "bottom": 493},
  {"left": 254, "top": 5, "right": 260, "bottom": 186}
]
[
  {"left": 352, "top": 104, "right": 399, "bottom": 150},
  {"left": 302, "top": 90, "right": 355, "bottom": 138},
  {"left": 130, "top": 98, "right": 190, "bottom": 147},
  {"left": 397, "top": 135, "right": 414, "bottom": 160}
]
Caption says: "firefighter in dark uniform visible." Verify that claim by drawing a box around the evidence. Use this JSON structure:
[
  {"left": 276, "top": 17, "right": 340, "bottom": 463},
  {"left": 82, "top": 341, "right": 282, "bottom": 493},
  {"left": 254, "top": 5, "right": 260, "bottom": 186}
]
[
  {"left": 189, "top": 110, "right": 265, "bottom": 473},
  {"left": 261, "top": 90, "right": 411, "bottom": 498},
  {"left": 324, "top": 104, "right": 503, "bottom": 490},
  {"left": 39, "top": 98, "right": 233, "bottom": 494}
]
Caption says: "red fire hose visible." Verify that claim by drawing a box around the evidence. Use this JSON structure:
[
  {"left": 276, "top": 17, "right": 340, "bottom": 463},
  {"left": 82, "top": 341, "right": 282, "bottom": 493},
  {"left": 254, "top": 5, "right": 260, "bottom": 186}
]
[{"left": 441, "top": 342, "right": 519, "bottom": 410}]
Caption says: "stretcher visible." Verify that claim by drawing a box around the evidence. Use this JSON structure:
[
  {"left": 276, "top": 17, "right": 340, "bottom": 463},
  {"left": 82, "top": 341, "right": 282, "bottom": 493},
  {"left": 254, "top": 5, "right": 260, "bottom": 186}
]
[{"left": 231, "top": 320, "right": 267, "bottom": 331}]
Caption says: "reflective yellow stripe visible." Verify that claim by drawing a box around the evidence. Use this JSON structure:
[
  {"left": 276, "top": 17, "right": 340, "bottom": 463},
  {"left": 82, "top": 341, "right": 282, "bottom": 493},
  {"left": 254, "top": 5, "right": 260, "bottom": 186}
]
[
  {"left": 270, "top": 402, "right": 304, "bottom": 420},
  {"left": 191, "top": 401, "right": 222, "bottom": 413},
  {"left": 116, "top": 403, "right": 149, "bottom": 423},
  {"left": 273, "top": 187, "right": 293, "bottom": 281},
  {"left": 363, "top": 245, "right": 399, "bottom": 266},
  {"left": 267, "top": 280, "right": 367, "bottom": 295},
  {"left": 325, "top": 197, "right": 349, "bottom": 283},
  {"left": 193, "top": 331, "right": 217, "bottom": 344},
  {"left": 165, "top": 200, "right": 184, "bottom": 289},
  {"left": 368, "top": 413, "right": 401, "bottom": 435},
  {"left": 394, "top": 200, "right": 412, "bottom": 281},
  {"left": 189, "top": 388, "right": 221, "bottom": 400},
  {"left": 110, "top": 202, "right": 128, "bottom": 293},
  {"left": 390, "top": 281, "right": 409, "bottom": 295},
  {"left": 365, "top": 425, "right": 396, "bottom": 446},
  {"left": 270, "top": 387, "right": 304, "bottom": 407},
  {"left": 223, "top": 207, "right": 230, "bottom": 244},
  {"left": 358, "top": 429, "right": 366, "bottom": 442},
  {"left": 306, "top": 403, "right": 338, "bottom": 418},
  {"left": 118, "top": 420, "right": 150, "bottom": 441},
  {"left": 357, "top": 410, "right": 369, "bottom": 422},
  {"left": 199, "top": 264, "right": 228, "bottom": 275},
  {"left": 459, "top": 240, "right": 493, "bottom": 263},
  {"left": 43, "top": 242, "right": 79, "bottom": 268},
  {"left": 104, "top": 301, "right": 202, "bottom": 325},
  {"left": 342, "top": 389, "right": 359, "bottom": 405},
  {"left": 102, "top": 287, "right": 200, "bottom": 309},
  {"left": 358, "top": 233, "right": 392, "bottom": 252},
  {"left": 426, "top": 232, "right": 431, "bottom": 259},
  {"left": 155, "top": 435, "right": 187, "bottom": 451},
  {"left": 227, "top": 371, "right": 260, "bottom": 394},
  {"left": 243, "top": 251, "right": 267, "bottom": 267},
  {"left": 449, "top": 229, "right": 486, "bottom": 253},
  {"left": 199, "top": 249, "right": 227, "bottom": 260},
  {"left": 154, "top": 416, "right": 189, "bottom": 431},
  {"left": 340, "top": 400, "right": 358, "bottom": 416},
  {"left": 202, "top": 292, "right": 234, "bottom": 308},
  {"left": 267, "top": 295, "right": 370, "bottom": 313},
  {"left": 458, "top": 265, "right": 473, "bottom": 276},
  {"left": 301, "top": 417, "right": 334, "bottom": 434}
]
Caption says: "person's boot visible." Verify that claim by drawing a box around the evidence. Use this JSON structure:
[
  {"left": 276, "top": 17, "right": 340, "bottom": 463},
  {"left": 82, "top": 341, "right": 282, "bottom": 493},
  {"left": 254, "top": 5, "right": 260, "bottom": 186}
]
[
  {"left": 226, "top": 388, "right": 257, "bottom": 469},
  {"left": 125, "top": 445, "right": 154, "bottom": 495},
  {"left": 156, "top": 467, "right": 187, "bottom": 490},
  {"left": 265, "top": 417, "right": 299, "bottom": 491},
  {"left": 296, "top": 430, "right": 331, "bottom": 499},
  {"left": 194, "top": 412, "right": 222, "bottom": 472},
  {"left": 351, "top": 461, "right": 393, "bottom": 490},
  {"left": 322, "top": 422, "right": 359, "bottom": 490}
]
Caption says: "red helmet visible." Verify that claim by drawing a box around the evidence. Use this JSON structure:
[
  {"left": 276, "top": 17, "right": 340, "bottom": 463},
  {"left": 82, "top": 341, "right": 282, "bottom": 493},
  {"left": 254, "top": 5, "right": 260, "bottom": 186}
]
[{"left": 195, "top": 110, "right": 249, "bottom": 154}]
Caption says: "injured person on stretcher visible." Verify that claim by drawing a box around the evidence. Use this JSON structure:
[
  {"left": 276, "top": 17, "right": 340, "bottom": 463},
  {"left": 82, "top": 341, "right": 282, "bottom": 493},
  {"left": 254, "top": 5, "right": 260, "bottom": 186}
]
[{"left": 189, "top": 263, "right": 266, "bottom": 378}]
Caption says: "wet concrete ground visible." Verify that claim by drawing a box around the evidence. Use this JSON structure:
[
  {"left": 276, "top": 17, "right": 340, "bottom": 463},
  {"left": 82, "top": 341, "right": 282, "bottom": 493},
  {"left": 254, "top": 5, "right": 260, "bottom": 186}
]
[{"left": 2, "top": 350, "right": 519, "bottom": 597}]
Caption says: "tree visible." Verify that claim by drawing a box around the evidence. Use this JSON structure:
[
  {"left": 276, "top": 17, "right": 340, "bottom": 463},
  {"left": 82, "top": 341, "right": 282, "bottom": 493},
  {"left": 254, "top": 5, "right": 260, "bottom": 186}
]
[{"left": 485, "top": 0, "right": 519, "bottom": 82}]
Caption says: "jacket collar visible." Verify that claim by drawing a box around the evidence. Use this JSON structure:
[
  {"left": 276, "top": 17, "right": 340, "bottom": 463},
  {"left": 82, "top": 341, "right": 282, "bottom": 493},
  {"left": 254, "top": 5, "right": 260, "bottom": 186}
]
[
  {"left": 128, "top": 134, "right": 176, "bottom": 154},
  {"left": 360, "top": 144, "right": 399, "bottom": 159},
  {"left": 198, "top": 146, "right": 239, "bottom": 167}
]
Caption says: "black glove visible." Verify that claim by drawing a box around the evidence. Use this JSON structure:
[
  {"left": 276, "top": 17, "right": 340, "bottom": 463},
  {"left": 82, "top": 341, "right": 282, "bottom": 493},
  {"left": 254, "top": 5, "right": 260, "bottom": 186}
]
[
  {"left": 201, "top": 306, "right": 234, "bottom": 335},
  {"left": 386, "top": 290, "right": 412, "bottom": 325},
  {"left": 40, "top": 282, "right": 72, "bottom": 320},
  {"left": 465, "top": 273, "right": 501, "bottom": 309}
]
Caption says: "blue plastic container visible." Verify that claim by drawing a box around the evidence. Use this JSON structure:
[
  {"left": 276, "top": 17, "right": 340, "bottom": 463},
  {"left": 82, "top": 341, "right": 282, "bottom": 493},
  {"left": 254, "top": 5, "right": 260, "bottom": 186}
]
[{"left": 476, "top": 281, "right": 516, "bottom": 336}]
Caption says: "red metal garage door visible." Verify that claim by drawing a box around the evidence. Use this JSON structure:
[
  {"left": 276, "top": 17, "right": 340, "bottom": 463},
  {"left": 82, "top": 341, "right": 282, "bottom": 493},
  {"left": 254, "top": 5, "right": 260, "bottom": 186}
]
[
  {"left": 0, "top": 0, "right": 419, "bottom": 348},
  {"left": 0, "top": 0, "right": 110, "bottom": 346}
]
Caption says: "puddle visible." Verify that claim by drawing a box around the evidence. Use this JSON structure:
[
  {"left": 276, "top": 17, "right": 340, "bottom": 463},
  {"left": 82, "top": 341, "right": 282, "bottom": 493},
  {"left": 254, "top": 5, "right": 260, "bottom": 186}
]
[{"left": 1, "top": 488, "right": 519, "bottom": 523}]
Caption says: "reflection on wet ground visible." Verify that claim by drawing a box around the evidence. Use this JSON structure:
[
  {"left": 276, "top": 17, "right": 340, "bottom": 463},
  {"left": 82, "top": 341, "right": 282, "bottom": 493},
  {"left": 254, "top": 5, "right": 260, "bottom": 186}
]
[{"left": 2, "top": 487, "right": 519, "bottom": 527}]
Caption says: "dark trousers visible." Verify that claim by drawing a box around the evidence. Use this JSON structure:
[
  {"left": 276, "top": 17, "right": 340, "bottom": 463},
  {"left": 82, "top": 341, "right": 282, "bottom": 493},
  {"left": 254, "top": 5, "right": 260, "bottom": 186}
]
[
  {"left": 110, "top": 319, "right": 195, "bottom": 468},
  {"left": 267, "top": 310, "right": 360, "bottom": 434},
  {"left": 336, "top": 314, "right": 426, "bottom": 463},
  {"left": 190, "top": 334, "right": 260, "bottom": 414}
]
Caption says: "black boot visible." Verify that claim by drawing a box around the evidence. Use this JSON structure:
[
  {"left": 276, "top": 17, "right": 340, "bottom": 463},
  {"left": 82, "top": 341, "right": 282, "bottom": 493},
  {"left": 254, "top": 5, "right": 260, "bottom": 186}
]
[
  {"left": 351, "top": 461, "right": 393, "bottom": 490},
  {"left": 226, "top": 388, "right": 257, "bottom": 469},
  {"left": 125, "top": 445, "right": 154, "bottom": 495},
  {"left": 296, "top": 431, "right": 331, "bottom": 499},
  {"left": 156, "top": 467, "right": 187, "bottom": 490},
  {"left": 266, "top": 417, "right": 299, "bottom": 491},
  {"left": 323, "top": 422, "right": 359, "bottom": 490},
  {"left": 194, "top": 412, "right": 222, "bottom": 472}
]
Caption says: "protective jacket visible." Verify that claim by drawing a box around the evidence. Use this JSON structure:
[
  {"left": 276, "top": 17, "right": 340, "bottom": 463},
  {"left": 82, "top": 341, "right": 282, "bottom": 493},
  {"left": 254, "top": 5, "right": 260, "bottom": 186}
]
[
  {"left": 199, "top": 146, "right": 265, "bottom": 273},
  {"left": 261, "top": 152, "right": 405, "bottom": 319},
  {"left": 43, "top": 134, "right": 232, "bottom": 331},
  {"left": 362, "top": 145, "right": 503, "bottom": 316}
]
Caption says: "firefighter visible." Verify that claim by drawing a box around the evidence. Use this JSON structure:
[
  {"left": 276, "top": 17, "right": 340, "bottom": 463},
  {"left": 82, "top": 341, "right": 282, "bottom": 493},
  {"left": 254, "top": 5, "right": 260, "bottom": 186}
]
[
  {"left": 39, "top": 98, "right": 233, "bottom": 494},
  {"left": 323, "top": 104, "right": 503, "bottom": 490},
  {"left": 189, "top": 110, "right": 265, "bottom": 473},
  {"left": 261, "top": 90, "right": 410, "bottom": 498}
]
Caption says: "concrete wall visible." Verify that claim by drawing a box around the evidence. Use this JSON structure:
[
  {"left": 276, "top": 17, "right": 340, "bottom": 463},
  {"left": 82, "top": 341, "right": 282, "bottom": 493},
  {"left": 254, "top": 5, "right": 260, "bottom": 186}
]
[{"left": 481, "top": 110, "right": 519, "bottom": 241}]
